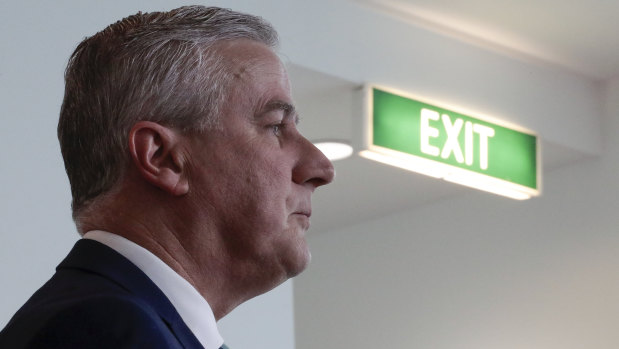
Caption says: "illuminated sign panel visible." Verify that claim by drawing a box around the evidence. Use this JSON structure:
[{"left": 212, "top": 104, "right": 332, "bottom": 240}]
[{"left": 360, "top": 87, "right": 540, "bottom": 199}]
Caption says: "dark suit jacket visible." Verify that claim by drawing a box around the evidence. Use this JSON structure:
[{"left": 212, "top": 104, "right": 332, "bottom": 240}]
[{"left": 0, "top": 239, "right": 206, "bottom": 348}]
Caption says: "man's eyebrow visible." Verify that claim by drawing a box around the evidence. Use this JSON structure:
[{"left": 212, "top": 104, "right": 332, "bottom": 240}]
[{"left": 260, "top": 100, "right": 300, "bottom": 124}]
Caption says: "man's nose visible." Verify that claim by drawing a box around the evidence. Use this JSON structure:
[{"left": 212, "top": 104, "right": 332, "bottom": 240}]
[{"left": 292, "top": 136, "right": 335, "bottom": 189}]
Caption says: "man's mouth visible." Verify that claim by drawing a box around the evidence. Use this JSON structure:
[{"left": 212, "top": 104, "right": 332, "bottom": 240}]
[{"left": 293, "top": 210, "right": 311, "bottom": 218}]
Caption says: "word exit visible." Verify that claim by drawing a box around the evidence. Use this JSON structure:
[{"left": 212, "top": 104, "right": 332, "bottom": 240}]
[
  {"left": 365, "top": 86, "right": 540, "bottom": 197},
  {"left": 420, "top": 109, "right": 495, "bottom": 170}
]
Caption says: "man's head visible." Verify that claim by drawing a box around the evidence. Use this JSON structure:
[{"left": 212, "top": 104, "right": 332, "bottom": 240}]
[
  {"left": 57, "top": 6, "right": 334, "bottom": 313},
  {"left": 58, "top": 6, "right": 279, "bottom": 219}
]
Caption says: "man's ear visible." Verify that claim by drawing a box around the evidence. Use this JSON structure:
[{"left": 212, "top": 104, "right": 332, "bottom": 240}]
[{"left": 128, "top": 121, "right": 189, "bottom": 196}]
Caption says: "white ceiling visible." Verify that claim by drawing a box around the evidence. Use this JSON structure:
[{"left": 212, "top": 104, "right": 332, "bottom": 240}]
[
  {"left": 357, "top": 0, "right": 619, "bottom": 81},
  {"left": 285, "top": 0, "right": 613, "bottom": 233}
]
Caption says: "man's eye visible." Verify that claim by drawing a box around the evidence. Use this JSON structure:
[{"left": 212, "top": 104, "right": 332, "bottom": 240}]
[{"left": 271, "top": 123, "right": 283, "bottom": 136}]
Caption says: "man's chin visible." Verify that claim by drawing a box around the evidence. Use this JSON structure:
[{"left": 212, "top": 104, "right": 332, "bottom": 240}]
[{"left": 284, "top": 244, "right": 311, "bottom": 279}]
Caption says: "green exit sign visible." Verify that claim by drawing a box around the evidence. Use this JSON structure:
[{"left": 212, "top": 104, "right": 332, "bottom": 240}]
[{"left": 360, "top": 86, "right": 541, "bottom": 199}]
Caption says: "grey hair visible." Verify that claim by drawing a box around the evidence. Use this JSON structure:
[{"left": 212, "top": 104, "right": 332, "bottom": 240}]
[{"left": 57, "top": 6, "right": 279, "bottom": 219}]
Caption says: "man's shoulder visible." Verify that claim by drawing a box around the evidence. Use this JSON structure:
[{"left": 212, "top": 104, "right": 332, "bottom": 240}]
[
  {"left": 0, "top": 290, "right": 180, "bottom": 348},
  {"left": 0, "top": 241, "right": 183, "bottom": 349},
  {"left": 11, "top": 248, "right": 143, "bottom": 321}
]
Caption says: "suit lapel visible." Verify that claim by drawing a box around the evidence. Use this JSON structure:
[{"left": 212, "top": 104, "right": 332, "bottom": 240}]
[{"left": 58, "top": 239, "right": 204, "bottom": 349}]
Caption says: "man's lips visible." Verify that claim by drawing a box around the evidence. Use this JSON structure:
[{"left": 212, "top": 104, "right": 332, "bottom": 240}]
[
  {"left": 291, "top": 210, "right": 312, "bottom": 230},
  {"left": 293, "top": 210, "right": 311, "bottom": 218}
]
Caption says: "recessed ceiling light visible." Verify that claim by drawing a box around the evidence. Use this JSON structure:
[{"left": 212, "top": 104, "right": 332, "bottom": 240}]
[{"left": 313, "top": 140, "right": 354, "bottom": 161}]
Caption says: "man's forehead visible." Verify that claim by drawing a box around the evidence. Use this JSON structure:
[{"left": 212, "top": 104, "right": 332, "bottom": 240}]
[{"left": 211, "top": 39, "right": 295, "bottom": 123}]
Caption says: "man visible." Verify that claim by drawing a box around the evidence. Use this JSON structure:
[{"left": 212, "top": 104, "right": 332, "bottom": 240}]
[{"left": 0, "top": 5, "right": 334, "bottom": 349}]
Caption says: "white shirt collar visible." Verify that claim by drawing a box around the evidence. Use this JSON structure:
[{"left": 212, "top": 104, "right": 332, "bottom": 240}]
[{"left": 83, "top": 230, "right": 224, "bottom": 349}]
